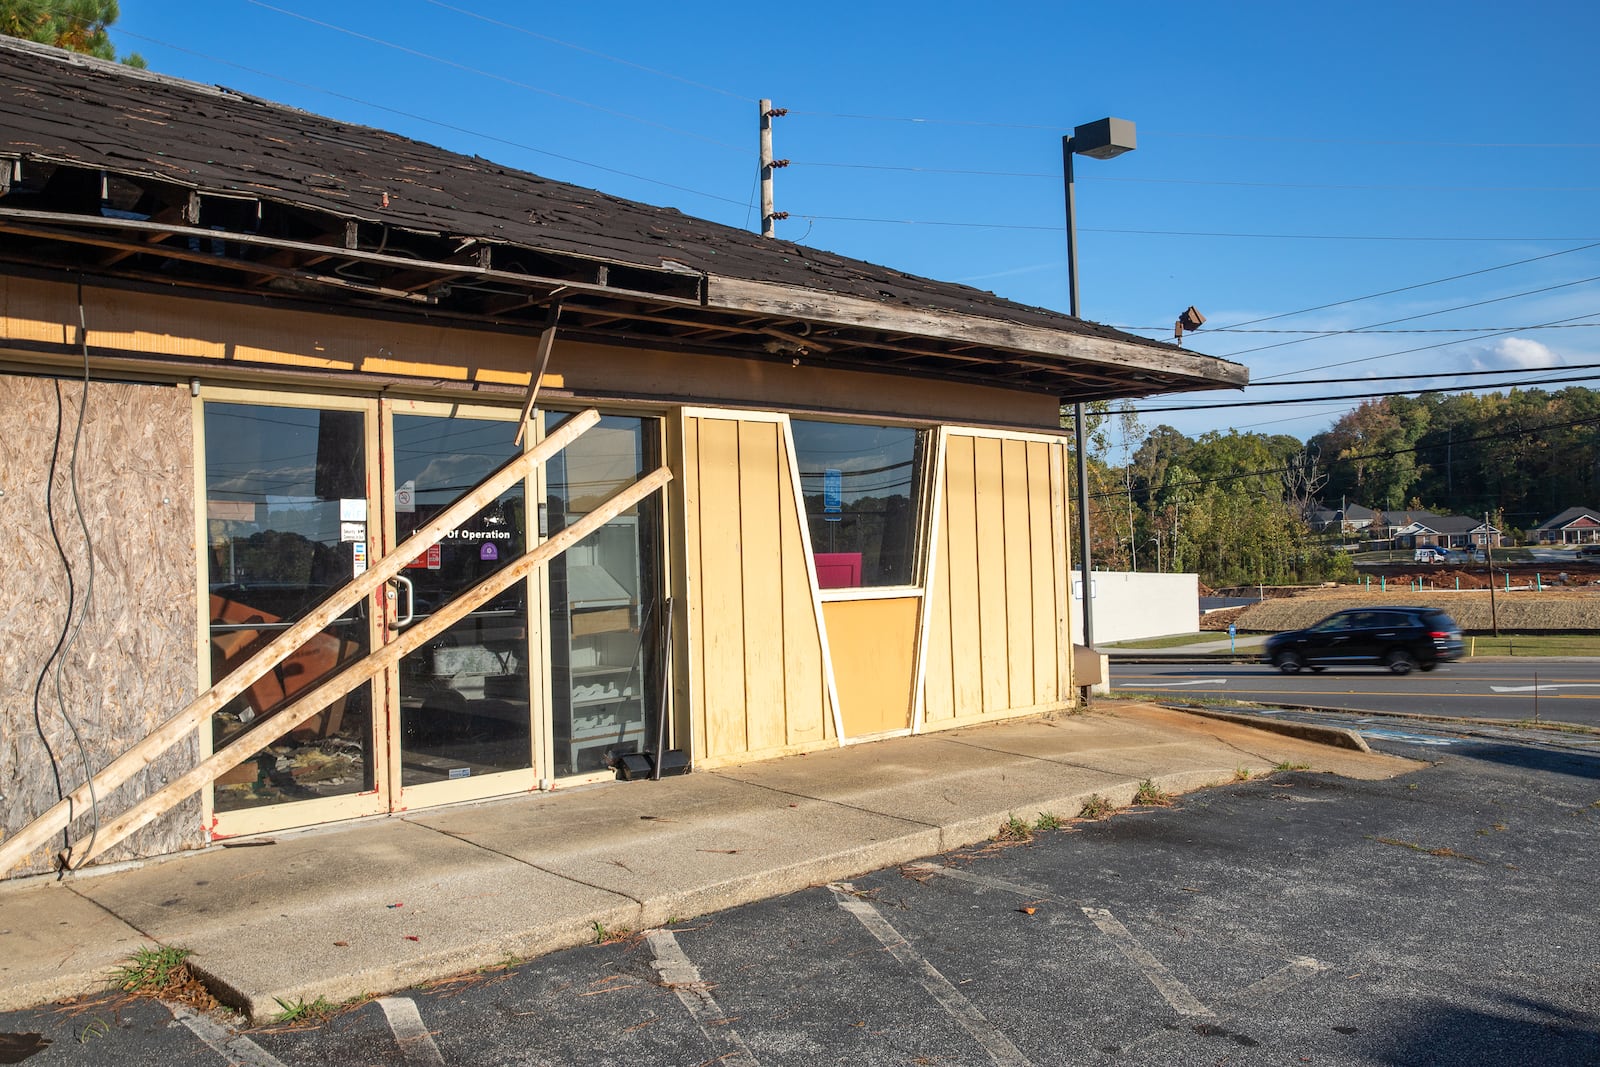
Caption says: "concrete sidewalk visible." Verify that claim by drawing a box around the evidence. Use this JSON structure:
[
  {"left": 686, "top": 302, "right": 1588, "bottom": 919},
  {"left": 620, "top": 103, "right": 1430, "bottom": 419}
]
[{"left": 0, "top": 702, "right": 1416, "bottom": 1023}]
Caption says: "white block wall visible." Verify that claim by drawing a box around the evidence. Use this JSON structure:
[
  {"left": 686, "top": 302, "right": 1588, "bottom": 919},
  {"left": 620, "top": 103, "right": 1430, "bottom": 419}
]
[{"left": 1071, "top": 571, "right": 1199, "bottom": 644}]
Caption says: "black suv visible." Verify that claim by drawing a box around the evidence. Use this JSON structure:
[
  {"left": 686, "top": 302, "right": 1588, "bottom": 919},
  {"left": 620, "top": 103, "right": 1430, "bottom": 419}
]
[{"left": 1264, "top": 606, "right": 1463, "bottom": 674}]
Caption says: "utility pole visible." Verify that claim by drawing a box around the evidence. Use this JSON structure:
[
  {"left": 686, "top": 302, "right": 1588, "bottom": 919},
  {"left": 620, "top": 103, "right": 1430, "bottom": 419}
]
[
  {"left": 1485, "top": 511, "right": 1499, "bottom": 637},
  {"left": 758, "top": 100, "right": 788, "bottom": 237}
]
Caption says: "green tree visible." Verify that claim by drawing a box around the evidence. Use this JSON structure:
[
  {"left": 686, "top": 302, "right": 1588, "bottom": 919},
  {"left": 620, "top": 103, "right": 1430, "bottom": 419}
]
[{"left": 0, "top": 0, "right": 145, "bottom": 66}]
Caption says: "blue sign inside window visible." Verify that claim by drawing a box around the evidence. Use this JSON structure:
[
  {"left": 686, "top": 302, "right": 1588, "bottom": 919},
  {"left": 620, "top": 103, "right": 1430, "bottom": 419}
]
[{"left": 823, "top": 468, "right": 842, "bottom": 513}]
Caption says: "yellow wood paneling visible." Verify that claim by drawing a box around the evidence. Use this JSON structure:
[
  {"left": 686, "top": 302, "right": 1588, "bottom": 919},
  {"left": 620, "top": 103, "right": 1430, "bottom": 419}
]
[
  {"left": 680, "top": 414, "right": 832, "bottom": 764},
  {"left": 677, "top": 416, "right": 707, "bottom": 762},
  {"left": 694, "top": 418, "right": 748, "bottom": 758},
  {"left": 739, "top": 421, "right": 787, "bottom": 753},
  {"left": 1028, "top": 441, "right": 1061, "bottom": 703},
  {"left": 972, "top": 436, "right": 1008, "bottom": 713},
  {"left": 1001, "top": 439, "right": 1034, "bottom": 707},
  {"left": 824, "top": 598, "right": 919, "bottom": 737},
  {"left": 921, "top": 437, "right": 955, "bottom": 728},
  {"left": 917, "top": 431, "right": 1074, "bottom": 732}
]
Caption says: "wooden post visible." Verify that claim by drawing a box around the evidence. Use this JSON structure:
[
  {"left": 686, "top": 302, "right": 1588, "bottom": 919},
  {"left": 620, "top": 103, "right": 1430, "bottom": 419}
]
[
  {"left": 64, "top": 466, "right": 672, "bottom": 869},
  {"left": 513, "top": 293, "right": 565, "bottom": 446},
  {"left": 760, "top": 99, "right": 775, "bottom": 237},
  {"left": 0, "top": 410, "right": 601, "bottom": 876}
]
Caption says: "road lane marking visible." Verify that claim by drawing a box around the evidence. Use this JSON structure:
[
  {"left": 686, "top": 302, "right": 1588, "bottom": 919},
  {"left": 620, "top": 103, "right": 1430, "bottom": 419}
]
[
  {"left": 1120, "top": 679, "right": 1228, "bottom": 689},
  {"left": 377, "top": 996, "right": 446, "bottom": 1065},
  {"left": 645, "top": 929, "right": 759, "bottom": 1067},
  {"left": 167, "top": 1004, "right": 289, "bottom": 1067},
  {"left": 1490, "top": 683, "right": 1600, "bottom": 692},
  {"left": 1080, "top": 907, "right": 1216, "bottom": 1019},
  {"left": 830, "top": 883, "right": 1033, "bottom": 1067}
]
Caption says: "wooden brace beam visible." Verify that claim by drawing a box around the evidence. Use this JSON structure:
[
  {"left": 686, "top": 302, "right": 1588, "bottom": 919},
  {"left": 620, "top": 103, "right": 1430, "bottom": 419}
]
[
  {"left": 63, "top": 465, "right": 672, "bottom": 869},
  {"left": 0, "top": 409, "right": 602, "bottom": 877}
]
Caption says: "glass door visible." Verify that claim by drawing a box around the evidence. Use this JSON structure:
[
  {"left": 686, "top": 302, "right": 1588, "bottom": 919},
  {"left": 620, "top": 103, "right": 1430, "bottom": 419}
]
[
  {"left": 201, "top": 394, "right": 388, "bottom": 835},
  {"left": 384, "top": 401, "right": 538, "bottom": 805}
]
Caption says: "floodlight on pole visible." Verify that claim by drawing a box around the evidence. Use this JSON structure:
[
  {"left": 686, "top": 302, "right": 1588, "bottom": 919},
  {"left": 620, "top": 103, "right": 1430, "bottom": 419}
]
[{"left": 1063, "top": 116, "right": 1135, "bottom": 654}]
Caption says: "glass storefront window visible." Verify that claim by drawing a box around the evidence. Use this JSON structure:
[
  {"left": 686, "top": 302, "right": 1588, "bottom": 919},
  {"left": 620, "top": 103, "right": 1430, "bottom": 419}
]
[
  {"left": 543, "top": 413, "right": 664, "bottom": 777},
  {"left": 791, "top": 420, "right": 927, "bottom": 589},
  {"left": 203, "top": 402, "right": 375, "bottom": 811}
]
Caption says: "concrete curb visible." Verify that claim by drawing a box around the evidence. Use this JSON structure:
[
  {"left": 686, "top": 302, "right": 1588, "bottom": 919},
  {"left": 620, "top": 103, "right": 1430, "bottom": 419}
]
[{"left": 1162, "top": 705, "right": 1372, "bottom": 752}]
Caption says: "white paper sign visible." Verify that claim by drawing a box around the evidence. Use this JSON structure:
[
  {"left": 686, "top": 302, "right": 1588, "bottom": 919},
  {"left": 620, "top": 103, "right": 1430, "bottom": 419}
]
[
  {"left": 340, "top": 522, "right": 365, "bottom": 543},
  {"left": 396, "top": 480, "right": 415, "bottom": 513},
  {"left": 340, "top": 497, "right": 368, "bottom": 522}
]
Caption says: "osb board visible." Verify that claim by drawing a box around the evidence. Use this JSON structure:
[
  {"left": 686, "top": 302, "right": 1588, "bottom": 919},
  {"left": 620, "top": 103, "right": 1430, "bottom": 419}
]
[{"left": 0, "top": 374, "right": 201, "bottom": 877}]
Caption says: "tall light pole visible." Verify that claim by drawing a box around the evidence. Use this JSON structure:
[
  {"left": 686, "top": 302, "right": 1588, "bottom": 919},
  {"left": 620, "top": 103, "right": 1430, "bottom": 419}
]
[{"left": 1064, "top": 117, "right": 1136, "bottom": 651}]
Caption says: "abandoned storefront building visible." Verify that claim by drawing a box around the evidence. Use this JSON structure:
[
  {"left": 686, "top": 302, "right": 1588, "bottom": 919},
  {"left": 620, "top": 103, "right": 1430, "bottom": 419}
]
[{"left": 0, "top": 38, "right": 1245, "bottom": 879}]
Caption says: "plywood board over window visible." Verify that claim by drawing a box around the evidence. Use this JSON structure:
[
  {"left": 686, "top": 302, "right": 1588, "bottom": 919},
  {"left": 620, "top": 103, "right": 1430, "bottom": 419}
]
[
  {"left": 919, "top": 430, "right": 1073, "bottom": 730},
  {"left": 0, "top": 375, "right": 200, "bottom": 875},
  {"left": 678, "top": 412, "right": 833, "bottom": 767}
]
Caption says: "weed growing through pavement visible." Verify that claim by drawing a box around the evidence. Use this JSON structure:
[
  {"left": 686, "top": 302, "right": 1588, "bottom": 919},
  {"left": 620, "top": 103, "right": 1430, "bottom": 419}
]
[
  {"left": 1133, "top": 780, "right": 1172, "bottom": 806},
  {"left": 590, "top": 921, "right": 635, "bottom": 945},
  {"left": 272, "top": 996, "right": 336, "bottom": 1025},
  {"left": 1273, "top": 761, "right": 1311, "bottom": 772},
  {"left": 1078, "top": 795, "right": 1116, "bottom": 820},
  {"left": 1234, "top": 767, "right": 1252, "bottom": 781},
  {"left": 77, "top": 1018, "right": 110, "bottom": 1044},
  {"left": 995, "top": 814, "right": 1033, "bottom": 842},
  {"left": 1034, "top": 812, "right": 1065, "bottom": 832},
  {"left": 109, "top": 945, "right": 218, "bottom": 1012},
  {"left": 110, "top": 945, "right": 193, "bottom": 994}
]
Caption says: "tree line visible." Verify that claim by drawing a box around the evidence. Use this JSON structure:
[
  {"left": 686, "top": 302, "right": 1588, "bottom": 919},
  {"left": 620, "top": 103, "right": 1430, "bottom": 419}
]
[{"left": 1069, "top": 386, "right": 1600, "bottom": 588}]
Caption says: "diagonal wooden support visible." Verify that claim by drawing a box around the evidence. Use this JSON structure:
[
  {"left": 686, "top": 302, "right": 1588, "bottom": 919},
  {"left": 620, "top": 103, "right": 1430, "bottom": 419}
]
[
  {"left": 63, "top": 465, "right": 672, "bottom": 869},
  {"left": 0, "top": 409, "right": 602, "bottom": 877},
  {"left": 514, "top": 293, "right": 565, "bottom": 446}
]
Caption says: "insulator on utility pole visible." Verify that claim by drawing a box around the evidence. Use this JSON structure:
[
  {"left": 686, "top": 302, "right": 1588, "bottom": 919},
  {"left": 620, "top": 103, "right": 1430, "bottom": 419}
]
[{"left": 759, "top": 99, "right": 785, "bottom": 237}]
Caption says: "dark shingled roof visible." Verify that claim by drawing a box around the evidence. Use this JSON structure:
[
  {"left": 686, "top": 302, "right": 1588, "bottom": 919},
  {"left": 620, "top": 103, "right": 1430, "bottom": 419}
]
[{"left": 0, "top": 37, "right": 1245, "bottom": 399}]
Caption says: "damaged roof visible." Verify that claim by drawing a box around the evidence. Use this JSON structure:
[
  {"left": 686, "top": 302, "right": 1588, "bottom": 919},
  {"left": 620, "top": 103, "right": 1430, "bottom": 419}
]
[{"left": 0, "top": 37, "right": 1245, "bottom": 400}]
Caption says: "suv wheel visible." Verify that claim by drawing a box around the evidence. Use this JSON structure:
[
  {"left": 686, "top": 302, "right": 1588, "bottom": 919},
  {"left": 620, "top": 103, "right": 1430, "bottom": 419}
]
[
  {"left": 1385, "top": 650, "right": 1417, "bottom": 674},
  {"left": 1274, "top": 651, "right": 1304, "bottom": 674}
]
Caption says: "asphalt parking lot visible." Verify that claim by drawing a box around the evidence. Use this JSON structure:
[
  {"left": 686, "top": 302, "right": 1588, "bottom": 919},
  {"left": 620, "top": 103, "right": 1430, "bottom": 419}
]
[{"left": 5, "top": 726, "right": 1597, "bottom": 1066}]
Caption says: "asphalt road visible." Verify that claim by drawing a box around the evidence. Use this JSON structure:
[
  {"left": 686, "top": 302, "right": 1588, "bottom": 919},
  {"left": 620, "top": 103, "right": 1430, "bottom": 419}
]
[
  {"left": 1111, "top": 658, "right": 1600, "bottom": 729},
  {"left": 5, "top": 722, "right": 1598, "bottom": 1066}
]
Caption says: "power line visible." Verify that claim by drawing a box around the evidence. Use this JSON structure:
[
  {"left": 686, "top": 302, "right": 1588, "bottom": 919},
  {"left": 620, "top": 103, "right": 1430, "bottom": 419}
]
[
  {"left": 1138, "top": 370, "right": 1600, "bottom": 414},
  {"left": 1193, "top": 360, "right": 1600, "bottom": 390},
  {"left": 1219, "top": 278, "right": 1600, "bottom": 359},
  {"left": 1246, "top": 310, "right": 1600, "bottom": 383},
  {"left": 242, "top": 1, "right": 747, "bottom": 154},
  {"left": 1214, "top": 242, "right": 1600, "bottom": 332},
  {"left": 790, "top": 160, "right": 1600, "bottom": 194},
  {"left": 794, "top": 214, "right": 1600, "bottom": 242},
  {"left": 420, "top": 0, "right": 749, "bottom": 101},
  {"left": 1119, "top": 322, "right": 1600, "bottom": 336}
]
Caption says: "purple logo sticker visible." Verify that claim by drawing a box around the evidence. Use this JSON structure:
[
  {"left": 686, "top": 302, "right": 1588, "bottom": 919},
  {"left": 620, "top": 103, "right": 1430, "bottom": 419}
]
[{"left": 480, "top": 543, "right": 499, "bottom": 561}]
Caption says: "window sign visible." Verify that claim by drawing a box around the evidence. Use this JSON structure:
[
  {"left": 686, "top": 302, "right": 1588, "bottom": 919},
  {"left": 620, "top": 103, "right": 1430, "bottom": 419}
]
[{"left": 823, "top": 468, "right": 842, "bottom": 521}]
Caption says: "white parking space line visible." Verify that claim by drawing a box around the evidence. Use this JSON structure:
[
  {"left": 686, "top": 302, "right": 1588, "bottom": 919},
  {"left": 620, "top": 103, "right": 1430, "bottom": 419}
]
[
  {"left": 167, "top": 1004, "right": 290, "bottom": 1067},
  {"left": 1226, "top": 956, "right": 1329, "bottom": 1003},
  {"left": 902, "top": 862, "right": 1051, "bottom": 900},
  {"left": 1079, "top": 907, "right": 1216, "bottom": 1020},
  {"left": 830, "top": 883, "right": 1034, "bottom": 1067},
  {"left": 645, "top": 929, "right": 760, "bottom": 1067},
  {"left": 377, "top": 996, "right": 447, "bottom": 1065}
]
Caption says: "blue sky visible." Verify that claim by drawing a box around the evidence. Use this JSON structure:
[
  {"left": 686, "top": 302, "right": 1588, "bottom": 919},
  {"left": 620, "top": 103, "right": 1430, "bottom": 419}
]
[{"left": 113, "top": 1, "right": 1600, "bottom": 445}]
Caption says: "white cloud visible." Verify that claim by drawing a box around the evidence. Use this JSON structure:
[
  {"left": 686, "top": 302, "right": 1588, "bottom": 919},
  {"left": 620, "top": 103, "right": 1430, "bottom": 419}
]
[{"left": 1470, "top": 336, "right": 1561, "bottom": 371}]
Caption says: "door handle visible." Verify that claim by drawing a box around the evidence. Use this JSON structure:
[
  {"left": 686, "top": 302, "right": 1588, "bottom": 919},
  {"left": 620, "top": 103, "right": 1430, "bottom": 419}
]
[{"left": 389, "top": 575, "right": 415, "bottom": 629}]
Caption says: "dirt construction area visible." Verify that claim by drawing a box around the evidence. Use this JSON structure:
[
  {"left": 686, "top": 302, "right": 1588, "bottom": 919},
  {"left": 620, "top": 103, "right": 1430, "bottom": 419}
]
[{"left": 1210, "top": 564, "right": 1600, "bottom": 633}]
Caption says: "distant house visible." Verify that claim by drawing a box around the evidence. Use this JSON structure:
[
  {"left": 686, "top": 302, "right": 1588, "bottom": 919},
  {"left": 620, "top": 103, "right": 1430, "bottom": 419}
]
[
  {"left": 1307, "top": 502, "right": 1376, "bottom": 534},
  {"left": 1531, "top": 506, "right": 1600, "bottom": 545},
  {"left": 1384, "top": 511, "right": 1501, "bottom": 550}
]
